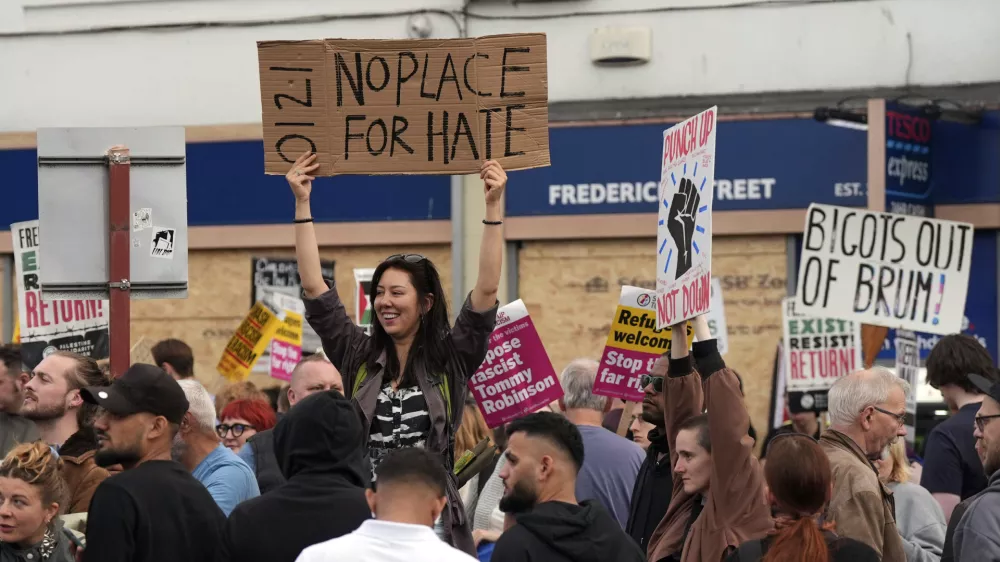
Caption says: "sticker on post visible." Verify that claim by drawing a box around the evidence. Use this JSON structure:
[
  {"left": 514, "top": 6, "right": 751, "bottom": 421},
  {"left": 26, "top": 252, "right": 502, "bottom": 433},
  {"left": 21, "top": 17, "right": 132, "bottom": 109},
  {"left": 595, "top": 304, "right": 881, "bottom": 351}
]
[
  {"left": 132, "top": 208, "right": 152, "bottom": 231},
  {"left": 150, "top": 227, "right": 175, "bottom": 259},
  {"left": 132, "top": 237, "right": 140, "bottom": 248}
]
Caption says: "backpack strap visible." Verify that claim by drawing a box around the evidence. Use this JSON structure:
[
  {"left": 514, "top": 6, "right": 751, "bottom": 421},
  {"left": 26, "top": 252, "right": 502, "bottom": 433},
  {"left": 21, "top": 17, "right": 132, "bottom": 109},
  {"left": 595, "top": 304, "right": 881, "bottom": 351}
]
[{"left": 352, "top": 363, "right": 369, "bottom": 398}]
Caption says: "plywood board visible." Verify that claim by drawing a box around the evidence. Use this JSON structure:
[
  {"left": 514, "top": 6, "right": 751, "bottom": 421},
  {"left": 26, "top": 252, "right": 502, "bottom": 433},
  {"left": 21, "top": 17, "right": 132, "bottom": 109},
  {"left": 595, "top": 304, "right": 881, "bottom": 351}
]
[
  {"left": 518, "top": 236, "right": 787, "bottom": 450},
  {"left": 130, "top": 245, "right": 451, "bottom": 393}
]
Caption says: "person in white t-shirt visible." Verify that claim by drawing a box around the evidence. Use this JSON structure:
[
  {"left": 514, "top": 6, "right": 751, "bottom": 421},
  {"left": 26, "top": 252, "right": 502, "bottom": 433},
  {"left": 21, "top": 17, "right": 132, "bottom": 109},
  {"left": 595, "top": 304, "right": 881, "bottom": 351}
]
[{"left": 295, "top": 448, "right": 476, "bottom": 562}]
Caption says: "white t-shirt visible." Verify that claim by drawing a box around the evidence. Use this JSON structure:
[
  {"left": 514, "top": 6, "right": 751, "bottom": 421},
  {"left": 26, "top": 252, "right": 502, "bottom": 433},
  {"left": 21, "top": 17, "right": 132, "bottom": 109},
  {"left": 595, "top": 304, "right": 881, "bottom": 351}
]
[{"left": 295, "top": 519, "right": 477, "bottom": 562}]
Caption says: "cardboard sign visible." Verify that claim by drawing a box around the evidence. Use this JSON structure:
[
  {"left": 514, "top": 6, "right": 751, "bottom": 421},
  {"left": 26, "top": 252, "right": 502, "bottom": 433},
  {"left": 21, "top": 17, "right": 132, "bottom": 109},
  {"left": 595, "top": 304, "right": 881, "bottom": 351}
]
[
  {"left": 593, "top": 286, "right": 694, "bottom": 401},
  {"left": 706, "top": 277, "right": 729, "bottom": 356},
  {"left": 11, "top": 220, "right": 109, "bottom": 369},
  {"left": 468, "top": 300, "right": 562, "bottom": 428},
  {"left": 796, "top": 204, "right": 974, "bottom": 335},
  {"left": 251, "top": 257, "right": 334, "bottom": 372},
  {"left": 217, "top": 301, "right": 284, "bottom": 382},
  {"left": 258, "top": 34, "right": 550, "bottom": 176},
  {"left": 895, "top": 329, "right": 920, "bottom": 445},
  {"left": 656, "top": 107, "right": 717, "bottom": 329},
  {"left": 782, "top": 297, "right": 862, "bottom": 410},
  {"left": 269, "top": 311, "right": 303, "bottom": 381},
  {"left": 354, "top": 268, "right": 376, "bottom": 335}
]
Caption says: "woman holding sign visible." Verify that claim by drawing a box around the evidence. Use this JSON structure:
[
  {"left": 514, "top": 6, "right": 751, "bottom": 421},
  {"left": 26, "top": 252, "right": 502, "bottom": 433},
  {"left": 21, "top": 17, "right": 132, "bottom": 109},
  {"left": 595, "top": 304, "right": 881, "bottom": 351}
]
[{"left": 286, "top": 151, "right": 503, "bottom": 555}]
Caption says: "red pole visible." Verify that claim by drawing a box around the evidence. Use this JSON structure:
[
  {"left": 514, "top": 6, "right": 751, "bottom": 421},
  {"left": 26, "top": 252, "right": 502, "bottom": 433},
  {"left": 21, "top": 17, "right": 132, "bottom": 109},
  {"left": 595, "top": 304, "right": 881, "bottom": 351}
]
[{"left": 107, "top": 147, "right": 131, "bottom": 378}]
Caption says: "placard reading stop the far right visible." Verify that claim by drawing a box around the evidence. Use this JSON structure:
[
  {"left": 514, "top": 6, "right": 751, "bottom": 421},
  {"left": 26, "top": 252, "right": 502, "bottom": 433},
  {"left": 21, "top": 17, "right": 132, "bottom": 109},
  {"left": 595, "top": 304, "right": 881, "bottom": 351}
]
[{"left": 796, "top": 204, "right": 973, "bottom": 336}]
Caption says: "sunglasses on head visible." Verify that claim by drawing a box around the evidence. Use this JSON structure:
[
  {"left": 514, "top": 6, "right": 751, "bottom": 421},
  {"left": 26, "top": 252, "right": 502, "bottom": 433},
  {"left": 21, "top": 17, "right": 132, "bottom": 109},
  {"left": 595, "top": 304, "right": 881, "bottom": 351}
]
[
  {"left": 640, "top": 374, "right": 664, "bottom": 393},
  {"left": 385, "top": 254, "right": 427, "bottom": 264}
]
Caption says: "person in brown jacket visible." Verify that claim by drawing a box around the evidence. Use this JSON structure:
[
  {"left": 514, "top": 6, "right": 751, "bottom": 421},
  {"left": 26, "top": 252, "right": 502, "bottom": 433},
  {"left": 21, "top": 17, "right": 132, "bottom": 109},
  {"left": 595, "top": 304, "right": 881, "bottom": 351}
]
[
  {"left": 20, "top": 350, "right": 111, "bottom": 513},
  {"left": 646, "top": 315, "right": 772, "bottom": 562},
  {"left": 820, "top": 367, "right": 910, "bottom": 562}
]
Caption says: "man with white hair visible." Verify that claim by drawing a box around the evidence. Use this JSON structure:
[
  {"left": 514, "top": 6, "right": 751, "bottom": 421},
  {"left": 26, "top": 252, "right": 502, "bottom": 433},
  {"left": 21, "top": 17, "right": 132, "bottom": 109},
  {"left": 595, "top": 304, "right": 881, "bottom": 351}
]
[
  {"left": 820, "top": 367, "right": 909, "bottom": 562},
  {"left": 174, "top": 379, "right": 260, "bottom": 515},
  {"left": 559, "top": 358, "right": 645, "bottom": 528}
]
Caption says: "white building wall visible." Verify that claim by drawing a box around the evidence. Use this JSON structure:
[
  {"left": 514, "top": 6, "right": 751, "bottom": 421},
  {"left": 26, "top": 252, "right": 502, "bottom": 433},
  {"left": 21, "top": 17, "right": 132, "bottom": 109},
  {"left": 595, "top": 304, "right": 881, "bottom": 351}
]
[{"left": 0, "top": 0, "right": 997, "bottom": 132}]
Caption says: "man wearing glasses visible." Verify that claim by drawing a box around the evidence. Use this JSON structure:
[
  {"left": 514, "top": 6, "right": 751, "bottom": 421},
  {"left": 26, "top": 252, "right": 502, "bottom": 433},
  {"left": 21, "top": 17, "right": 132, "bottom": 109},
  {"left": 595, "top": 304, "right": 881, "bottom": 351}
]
[
  {"left": 820, "top": 367, "right": 910, "bottom": 562},
  {"left": 951, "top": 373, "right": 1000, "bottom": 562}
]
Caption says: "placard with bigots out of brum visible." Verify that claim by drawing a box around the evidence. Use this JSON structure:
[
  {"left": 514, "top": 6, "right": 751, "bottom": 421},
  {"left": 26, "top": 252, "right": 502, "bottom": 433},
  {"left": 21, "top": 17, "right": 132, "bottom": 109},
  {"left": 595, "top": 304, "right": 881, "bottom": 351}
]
[
  {"left": 656, "top": 107, "right": 717, "bottom": 330},
  {"left": 795, "top": 204, "right": 973, "bottom": 336},
  {"left": 468, "top": 300, "right": 563, "bottom": 428},
  {"left": 781, "top": 296, "right": 863, "bottom": 413},
  {"left": 894, "top": 329, "right": 920, "bottom": 445},
  {"left": 11, "top": 220, "right": 109, "bottom": 369},
  {"left": 593, "top": 286, "right": 694, "bottom": 402}
]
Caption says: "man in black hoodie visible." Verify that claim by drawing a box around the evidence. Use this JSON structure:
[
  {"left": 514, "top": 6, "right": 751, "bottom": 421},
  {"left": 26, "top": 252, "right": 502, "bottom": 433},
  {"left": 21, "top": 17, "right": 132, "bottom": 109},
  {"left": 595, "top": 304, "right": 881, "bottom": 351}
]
[
  {"left": 626, "top": 353, "right": 674, "bottom": 550},
  {"left": 219, "top": 390, "right": 371, "bottom": 562},
  {"left": 491, "top": 412, "right": 645, "bottom": 562}
]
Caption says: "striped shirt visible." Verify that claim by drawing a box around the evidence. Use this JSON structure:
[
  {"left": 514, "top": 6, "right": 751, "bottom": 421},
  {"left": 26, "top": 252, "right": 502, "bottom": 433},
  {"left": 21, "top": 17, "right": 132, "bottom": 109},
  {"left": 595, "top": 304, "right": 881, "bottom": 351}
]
[{"left": 368, "top": 382, "right": 432, "bottom": 482}]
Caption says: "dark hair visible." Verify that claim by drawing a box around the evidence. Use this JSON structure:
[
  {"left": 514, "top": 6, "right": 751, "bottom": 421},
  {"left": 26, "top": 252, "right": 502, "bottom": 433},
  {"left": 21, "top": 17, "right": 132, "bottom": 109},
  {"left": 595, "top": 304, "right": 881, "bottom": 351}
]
[
  {"left": 261, "top": 386, "right": 282, "bottom": 413},
  {"left": 506, "top": 412, "right": 585, "bottom": 471},
  {"left": 762, "top": 435, "right": 835, "bottom": 562},
  {"left": 376, "top": 448, "right": 448, "bottom": 498},
  {"left": 367, "top": 256, "right": 451, "bottom": 388},
  {"left": 49, "top": 351, "right": 109, "bottom": 427},
  {"left": 151, "top": 338, "right": 195, "bottom": 378},
  {"left": 926, "top": 334, "right": 996, "bottom": 394},
  {"left": 0, "top": 344, "right": 23, "bottom": 377},
  {"left": 677, "top": 413, "right": 711, "bottom": 453}
]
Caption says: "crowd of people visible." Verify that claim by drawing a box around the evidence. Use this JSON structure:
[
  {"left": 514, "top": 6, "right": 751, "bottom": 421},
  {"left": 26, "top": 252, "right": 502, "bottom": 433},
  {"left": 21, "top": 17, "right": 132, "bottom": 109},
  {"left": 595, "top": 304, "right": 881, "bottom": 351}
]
[{"left": 0, "top": 155, "right": 998, "bottom": 562}]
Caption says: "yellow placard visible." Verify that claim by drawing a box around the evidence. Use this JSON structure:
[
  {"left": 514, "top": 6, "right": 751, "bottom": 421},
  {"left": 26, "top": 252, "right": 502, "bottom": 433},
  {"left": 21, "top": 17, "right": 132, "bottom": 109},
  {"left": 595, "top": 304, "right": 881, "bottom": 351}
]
[
  {"left": 605, "top": 304, "right": 695, "bottom": 355},
  {"left": 273, "top": 312, "right": 303, "bottom": 347},
  {"left": 217, "top": 301, "right": 283, "bottom": 382}
]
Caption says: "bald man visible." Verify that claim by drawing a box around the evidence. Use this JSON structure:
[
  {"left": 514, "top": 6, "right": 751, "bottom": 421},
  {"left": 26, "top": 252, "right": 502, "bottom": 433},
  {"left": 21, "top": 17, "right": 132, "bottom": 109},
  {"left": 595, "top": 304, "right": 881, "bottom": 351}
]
[
  {"left": 239, "top": 355, "right": 343, "bottom": 493},
  {"left": 491, "top": 412, "right": 644, "bottom": 562}
]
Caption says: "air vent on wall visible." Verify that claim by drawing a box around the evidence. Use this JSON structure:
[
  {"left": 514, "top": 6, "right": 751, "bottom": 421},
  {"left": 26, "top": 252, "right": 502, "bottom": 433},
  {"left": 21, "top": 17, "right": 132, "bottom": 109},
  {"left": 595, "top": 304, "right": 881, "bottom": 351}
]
[{"left": 590, "top": 27, "right": 652, "bottom": 66}]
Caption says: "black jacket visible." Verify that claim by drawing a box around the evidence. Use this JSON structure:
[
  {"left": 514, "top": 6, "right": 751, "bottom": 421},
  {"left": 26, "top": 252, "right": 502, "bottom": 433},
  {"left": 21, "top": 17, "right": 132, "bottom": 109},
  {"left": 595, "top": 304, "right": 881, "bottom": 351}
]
[
  {"left": 219, "top": 391, "right": 371, "bottom": 562},
  {"left": 626, "top": 426, "right": 673, "bottom": 549},
  {"left": 492, "top": 500, "right": 646, "bottom": 562},
  {"left": 246, "top": 429, "right": 286, "bottom": 494}
]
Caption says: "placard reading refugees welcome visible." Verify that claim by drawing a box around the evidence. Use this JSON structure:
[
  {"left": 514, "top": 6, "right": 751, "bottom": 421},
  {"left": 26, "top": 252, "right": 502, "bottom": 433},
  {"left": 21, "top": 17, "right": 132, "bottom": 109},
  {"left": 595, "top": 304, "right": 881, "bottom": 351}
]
[
  {"left": 468, "top": 300, "right": 562, "bottom": 428},
  {"left": 258, "top": 34, "right": 550, "bottom": 176},
  {"left": 796, "top": 204, "right": 973, "bottom": 335},
  {"left": 782, "top": 297, "right": 862, "bottom": 394},
  {"left": 656, "top": 107, "right": 717, "bottom": 329},
  {"left": 594, "top": 286, "right": 693, "bottom": 401}
]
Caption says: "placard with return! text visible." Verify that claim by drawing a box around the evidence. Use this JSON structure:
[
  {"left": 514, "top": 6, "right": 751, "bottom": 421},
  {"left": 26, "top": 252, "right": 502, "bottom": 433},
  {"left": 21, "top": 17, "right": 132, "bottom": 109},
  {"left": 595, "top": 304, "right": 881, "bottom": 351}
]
[
  {"left": 258, "top": 34, "right": 549, "bottom": 176},
  {"left": 796, "top": 204, "right": 973, "bottom": 335},
  {"left": 782, "top": 297, "right": 862, "bottom": 398}
]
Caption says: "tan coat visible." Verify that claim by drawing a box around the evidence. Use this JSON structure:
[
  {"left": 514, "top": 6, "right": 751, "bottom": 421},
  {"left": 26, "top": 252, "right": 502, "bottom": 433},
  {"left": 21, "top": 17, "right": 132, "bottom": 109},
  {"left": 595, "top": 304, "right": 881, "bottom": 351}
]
[
  {"left": 646, "top": 354, "right": 773, "bottom": 562},
  {"left": 820, "top": 429, "right": 906, "bottom": 562},
  {"left": 58, "top": 429, "right": 110, "bottom": 514}
]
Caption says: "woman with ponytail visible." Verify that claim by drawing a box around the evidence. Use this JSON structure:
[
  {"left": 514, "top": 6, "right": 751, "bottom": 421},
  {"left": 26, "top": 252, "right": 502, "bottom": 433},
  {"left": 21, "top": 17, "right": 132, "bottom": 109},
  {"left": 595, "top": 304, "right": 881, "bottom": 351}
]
[
  {"left": 0, "top": 442, "right": 72, "bottom": 562},
  {"left": 725, "top": 434, "right": 879, "bottom": 562}
]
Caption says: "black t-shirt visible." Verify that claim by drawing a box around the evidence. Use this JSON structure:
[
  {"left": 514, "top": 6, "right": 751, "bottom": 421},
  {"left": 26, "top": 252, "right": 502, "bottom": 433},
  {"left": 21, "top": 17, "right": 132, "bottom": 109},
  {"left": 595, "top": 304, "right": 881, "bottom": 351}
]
[
  {"left": 83, "top": 460, "right": 225, "bottom": 562},
  {"left": 625, "top": 430, "right": 673, "bottom": 549},
  {"left": 726, "top": 533, "right": 879, "bottom": 562},
  {"left": 920, "top": 402, "right": 988, "bottom": 500}
]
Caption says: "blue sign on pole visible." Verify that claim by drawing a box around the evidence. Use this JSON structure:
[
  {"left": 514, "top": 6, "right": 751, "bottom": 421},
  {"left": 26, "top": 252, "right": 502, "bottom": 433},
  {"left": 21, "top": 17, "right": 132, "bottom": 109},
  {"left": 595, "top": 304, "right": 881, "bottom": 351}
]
[
  {"left": 884, "top": 102, "right": 934, "bottom": 217},
  {"left": 505, "top": 118, "right": 868, "bottom": 216}
]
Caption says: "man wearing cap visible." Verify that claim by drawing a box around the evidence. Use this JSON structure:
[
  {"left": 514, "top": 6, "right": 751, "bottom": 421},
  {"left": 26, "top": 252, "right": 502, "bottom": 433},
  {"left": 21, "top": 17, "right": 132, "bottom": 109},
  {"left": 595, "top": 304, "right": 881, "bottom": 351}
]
[
  {"left": 80, "top": 364, "right": 226, "bottom": 562},
  {"left": 952, "top": 373, "right": 1000, "bottom": 561}
]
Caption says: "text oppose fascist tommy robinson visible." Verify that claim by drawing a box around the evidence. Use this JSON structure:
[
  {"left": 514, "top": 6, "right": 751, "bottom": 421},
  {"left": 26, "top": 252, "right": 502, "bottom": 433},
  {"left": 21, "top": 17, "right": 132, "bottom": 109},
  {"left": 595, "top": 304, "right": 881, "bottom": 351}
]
[{"left": 468, "top": 301, "right": 562, "bottom": 428}]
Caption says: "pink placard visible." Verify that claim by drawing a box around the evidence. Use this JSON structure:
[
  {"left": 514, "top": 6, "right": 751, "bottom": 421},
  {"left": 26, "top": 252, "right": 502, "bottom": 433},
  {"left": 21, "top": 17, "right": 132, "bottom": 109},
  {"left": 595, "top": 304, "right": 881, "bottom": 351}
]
[
  {"left": 268, "top": 339, "right": 302, "bottom": 381},
  {"left": 468, "top": 300, "right": 563, "bottom": 428}
]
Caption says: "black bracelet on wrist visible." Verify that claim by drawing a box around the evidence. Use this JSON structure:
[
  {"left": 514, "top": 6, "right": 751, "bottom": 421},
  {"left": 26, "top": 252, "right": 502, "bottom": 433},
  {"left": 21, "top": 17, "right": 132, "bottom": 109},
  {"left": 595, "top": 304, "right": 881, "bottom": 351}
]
[
  {"left": 294, "top": 217, "right": 314, "bottom": 224},
  {"left": 483, "top": 219, "right": 503, "bottom": 226}
]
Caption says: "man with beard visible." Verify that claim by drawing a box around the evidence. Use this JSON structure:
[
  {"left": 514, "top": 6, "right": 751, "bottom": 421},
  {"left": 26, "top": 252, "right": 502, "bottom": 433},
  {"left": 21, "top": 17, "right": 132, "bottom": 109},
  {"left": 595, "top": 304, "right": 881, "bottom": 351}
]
[
  {"left": 80, "top": 364, "right": 225, "bottom": 562},
  {"left": 491, "top": 412, "right": 645, "bottom": 562},
  {"left": 625, "top": 354, "right": 674, "bottom": 550},
  {"left": 19, "top": 350, "right": 110, "bottom": 512},
  {"left": 952, "top": 373, "right": 1000, "bottom": 561},
  {"left": 821, "top": 368, "right": 909, "bottom": 562},
  {"left": 0, "top": 344, "right": 37, "bottom": 457},
  {"left": 174, "top": 379, "right": 259, "bottom": 515}
]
